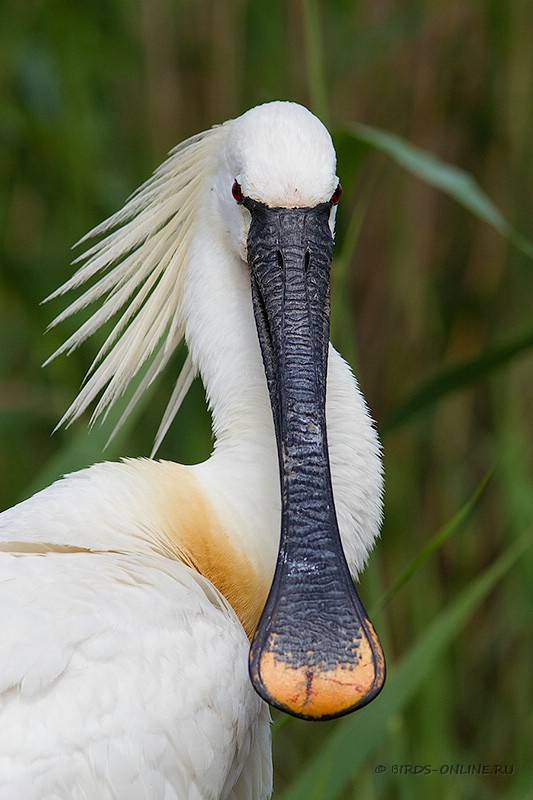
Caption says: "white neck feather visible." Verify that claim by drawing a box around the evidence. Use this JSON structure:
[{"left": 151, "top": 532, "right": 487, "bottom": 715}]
[{"left": 183, "top": 209, "right": 276, "bottom": 457}]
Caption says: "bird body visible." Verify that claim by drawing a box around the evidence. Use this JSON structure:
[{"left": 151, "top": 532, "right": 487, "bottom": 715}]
[{"left": 0, "top": 102, "right": 384, "bottom": 798}]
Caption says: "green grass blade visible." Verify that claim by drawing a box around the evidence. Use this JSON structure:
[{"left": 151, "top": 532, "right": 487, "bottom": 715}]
[
  {"left": 374, "top": 465, "right": 496, "bottom": 612},
  {"left": 330, "top": 185, "right": 375, "bottom": 365},
  {"left": 347, "top": 123, "right": 533, "bottom": 259},
  {"left": 278, "top": 536, "right": 529, "bottom": 800},
  {"left": 382, "top": 326, "right": 533, "bottom": 433},
  {"left": 302, "top": 0, "right": 329, "bottom": 124}
]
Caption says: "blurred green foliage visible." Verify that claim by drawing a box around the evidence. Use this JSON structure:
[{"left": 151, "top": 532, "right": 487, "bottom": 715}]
[{"left": 1, "top": 1, "right": 532, "bottom": 798}]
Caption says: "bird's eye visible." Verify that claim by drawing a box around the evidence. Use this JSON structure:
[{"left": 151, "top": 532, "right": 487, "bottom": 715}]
[
  {"left": 330, "top": 183, "right": 342, "bottom": 205},
  {"left": 232, "top": 180, "right": 244, "bottom": 204}
]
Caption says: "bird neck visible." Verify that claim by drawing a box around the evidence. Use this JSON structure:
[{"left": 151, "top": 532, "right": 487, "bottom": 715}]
[
  {"left": 178, "top": 213, "right": 282, "bottom": 614},
  {"left": 180, "top": 209, "right": 383, "bottom": 611},
  {"left": 182, "top": 214, "right": 278, "bottom": 464}
]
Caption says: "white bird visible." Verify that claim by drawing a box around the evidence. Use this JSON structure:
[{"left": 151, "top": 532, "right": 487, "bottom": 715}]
[{"left": 0, "top": 101, "right": 385, "bottom": 800}]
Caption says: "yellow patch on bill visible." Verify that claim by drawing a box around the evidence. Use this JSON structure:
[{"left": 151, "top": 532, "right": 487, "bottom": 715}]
[{"left": 256, "top": 619, "right": 385, "bottom": 719}]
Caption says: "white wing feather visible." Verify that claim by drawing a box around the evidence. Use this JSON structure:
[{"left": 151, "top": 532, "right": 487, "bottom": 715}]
[{"left": 0, "top": 549, "right": 271, "bottom": 800}]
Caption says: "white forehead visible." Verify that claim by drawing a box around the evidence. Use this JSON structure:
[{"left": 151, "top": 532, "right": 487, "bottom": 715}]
[{"left": 224, "top": 101, "right": 337, "bottom": 208}]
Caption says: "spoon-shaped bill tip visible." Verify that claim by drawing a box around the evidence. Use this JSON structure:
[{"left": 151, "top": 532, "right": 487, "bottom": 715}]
[{"left": 251, "top": 611, "right": 385, "bottom": 720}]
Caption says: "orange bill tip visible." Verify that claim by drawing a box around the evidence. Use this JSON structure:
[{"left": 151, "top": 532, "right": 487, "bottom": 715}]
[{"left": 252, "top": 618, "right": 385, "bottom": 720}]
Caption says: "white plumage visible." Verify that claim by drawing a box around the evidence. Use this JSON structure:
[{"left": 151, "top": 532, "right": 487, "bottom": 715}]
[{"left": 0, "top": 102, "right": 383, "bottom": 799}]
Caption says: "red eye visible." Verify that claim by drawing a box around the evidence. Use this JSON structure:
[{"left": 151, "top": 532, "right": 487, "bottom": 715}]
[
  {"left": 232, "top": 179, "right": 244, "bottom": 204},
  {"left": 330, "top": 182, "right": 342, "bottom": 205}
]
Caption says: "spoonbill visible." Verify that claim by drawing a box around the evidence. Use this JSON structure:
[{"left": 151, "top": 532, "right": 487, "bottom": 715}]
[{"left": 0, "top": 101, "right": 385, "bottom": 799}]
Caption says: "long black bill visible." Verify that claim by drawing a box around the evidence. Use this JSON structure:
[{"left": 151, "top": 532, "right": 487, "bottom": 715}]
[{"left": 245, "top": 197, "right": 385, "bottom": 720}]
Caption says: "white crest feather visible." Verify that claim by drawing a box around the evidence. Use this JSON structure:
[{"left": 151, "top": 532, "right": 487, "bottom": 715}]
[{"left": 45, "top": 122, "right": 227, "bottom": 450}]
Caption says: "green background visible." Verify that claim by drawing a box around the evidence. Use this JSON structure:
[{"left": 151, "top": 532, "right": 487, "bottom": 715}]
[{"left": 1, "top": 1, "right": 532, "bottom": 798}]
